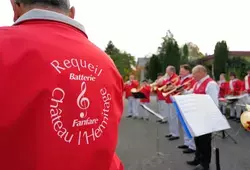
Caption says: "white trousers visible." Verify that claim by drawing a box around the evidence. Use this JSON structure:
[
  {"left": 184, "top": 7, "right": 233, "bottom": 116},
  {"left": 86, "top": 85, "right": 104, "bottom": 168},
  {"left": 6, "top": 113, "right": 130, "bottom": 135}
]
[
  {"left": 246, "top": 95, "right": 250, "bottom": 105},
  {"left": 229, "top": 95, "right": 248, "bottom": 118},
  {"left": 139, "top": 102, "right": 150, "bottom": 118},
  {"left": 158, "top": 100, "right": 168, "bottom": 119},
  {"left": 183, "top": 127, "right": 196, "bottom": 150},
  {"left": 127, "top": 97, "right": 139, "bottom": 117},
  {"left": 167, "top": 103, "right": 179, "bottom": 137},
  {"left": 219, "top": 101, "right": 227, "bottom": 115}
]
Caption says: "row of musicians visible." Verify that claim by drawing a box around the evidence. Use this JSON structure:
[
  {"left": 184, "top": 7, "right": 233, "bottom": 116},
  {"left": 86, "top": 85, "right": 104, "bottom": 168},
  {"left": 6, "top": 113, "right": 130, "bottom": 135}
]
[
  {"left": 123, "top": 65, "right": 197, "bottom": 154},
  {"left": 123, "top": 64, "right": 194, "bottom": 121},
  {"left": 123, "top": 65, "right": 250, "bottom": 151},
  {"left": 123, "top": 69, "right": 250, "bottom": 122},
  {"left": 218, "top": 71, "right": 250, "bottom": 122}
]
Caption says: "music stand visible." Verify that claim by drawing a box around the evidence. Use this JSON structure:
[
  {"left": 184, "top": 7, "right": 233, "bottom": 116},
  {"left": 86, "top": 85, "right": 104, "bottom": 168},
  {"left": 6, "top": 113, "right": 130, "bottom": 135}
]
[
  {"left": 132, "top": 92, "right": 146, "bottom": 99},
  {"left": 140, "top": 104, "right": 164, "bottom": 156},
  {"left": 215, "top": 98, "right": 238, "bottom": 144}
]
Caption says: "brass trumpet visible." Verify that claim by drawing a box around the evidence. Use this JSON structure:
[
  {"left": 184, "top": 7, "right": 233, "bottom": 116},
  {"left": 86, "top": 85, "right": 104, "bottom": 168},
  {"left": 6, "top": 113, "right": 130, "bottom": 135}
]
[
  {"left": 158, "top": 76, "right": 180, "bottom": 91},
  {"left": 150, "top": 73, "right": 169, "bottom": 91},
  {"left": 158, "top": 82, "right": 172, "bottom": 91},
  {"left": 162, "top": 78, "right": 193, "bottom": 97},
  {"left": 162, "top": 85, "right": 184, "bottom": 97}
]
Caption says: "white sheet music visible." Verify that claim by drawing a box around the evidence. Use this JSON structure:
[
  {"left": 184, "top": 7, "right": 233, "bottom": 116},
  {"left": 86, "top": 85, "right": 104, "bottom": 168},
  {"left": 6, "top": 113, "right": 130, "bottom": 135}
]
[
  {"left": 173, "top": 94, "right": 231, "bottom": 137},
  {"left": 225, "top": 94, "right": 248, "bottom": 100}
]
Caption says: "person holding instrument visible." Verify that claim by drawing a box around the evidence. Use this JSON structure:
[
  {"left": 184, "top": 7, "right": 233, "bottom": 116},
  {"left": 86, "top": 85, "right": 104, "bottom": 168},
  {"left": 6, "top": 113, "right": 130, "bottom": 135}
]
[
  {"left": 124, "top": 74, "right": 139, "bottom": 118},
  {"left": 177, "top": 64, "right": 197, "bottom": 154},
  {"left": 228, "top": 72, "right": 243, "bottom": 121},
  {"left": 218, "top": 73, "right": 229, "bottom": 115},
  {"left": 153, "top": 73, "right": 169, "bottom": 123},
  {"left": 139, "top": 80, "right": 151, "bottom": 120},
  {"left": 164, "top": 66, "right": 180, "bottom": 141},
  {"left": 244, "top": 68, "right": 250, "bottom": 105}
]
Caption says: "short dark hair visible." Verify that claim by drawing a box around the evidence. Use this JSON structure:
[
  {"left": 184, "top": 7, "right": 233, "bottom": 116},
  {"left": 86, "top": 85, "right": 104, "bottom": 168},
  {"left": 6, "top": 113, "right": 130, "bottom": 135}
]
[
  {"left": 180, "top": 64, "right": 191, "bottom": 72},
  {"left": 142, "top": 79, "right": 148, "bottom": 83},
  {"left": 157, "top": 73, "right": 163, "bottom": 77},
  {"left": 15, "top": 0, "right": 70, "bottom": 11},
  {"left": 229, "top": 72, "right": 236, "bottom": 77}
]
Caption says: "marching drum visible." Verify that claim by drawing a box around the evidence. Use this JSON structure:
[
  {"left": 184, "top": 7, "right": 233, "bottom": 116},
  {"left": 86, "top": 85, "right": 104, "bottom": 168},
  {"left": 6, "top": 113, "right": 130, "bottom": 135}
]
[{"left": 240, "top": 105, "right": 250, "bottom": 132}]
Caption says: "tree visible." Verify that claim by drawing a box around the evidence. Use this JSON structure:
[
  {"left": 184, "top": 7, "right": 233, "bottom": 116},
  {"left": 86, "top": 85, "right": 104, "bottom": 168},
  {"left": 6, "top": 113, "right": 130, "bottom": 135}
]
[
  {"left": 157, "top": 30, "right": 181, "bottom": 73},
  {"left": 104, "top": 41, "right": 136, "bottom": 80},
  {"left": 105, "top": 41, "right": 119, "bottom": 56},
  {"left": 226, "top": 57, "right": 249, "bottom": 79},
  {"left": 186, "top": 42, "right": 204, "bottom": 61},
  {"left": 180, "top": 43, "right": 189, "bottom": 64},
  {"left": 147, "top": 54, "right": 161, "bottom": 81},
  {"left": 213, "top": 40, "right": 229, "bottom": 80}
]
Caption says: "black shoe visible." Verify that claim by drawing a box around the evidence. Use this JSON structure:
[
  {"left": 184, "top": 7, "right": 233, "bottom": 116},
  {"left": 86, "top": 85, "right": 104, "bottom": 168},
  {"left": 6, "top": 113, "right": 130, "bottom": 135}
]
[
  {"left": 186, "top": 160, "right": 199, "bottom": 166},
  {"left": 126, "top": 115, "right": 132, "bottom": 118},
  {"left": 178, "top": 145, "right": 188, "bottom": 149},
  {"left": 156, "top": 119, "right": 162, "bottom": 123},
  {"left": 169, "top": 136, "right": 179, "bottom": 141},
  {"left": 183, "top": 148, "right": 195, "bottom": 154},
  {"left": 165, "top": 134, "right": 172, "bottom": 138},
  {"left": 236, "top": 118, "right": 240, "bottom": 123},
  {"left": 144, "top": 118, "right": 149, "bottom": 121},
  {"left": 139, "top": 117, "right": 144, "bottom": 120},
  {"left": 160, "top": 120, "right": 167, "bottom": 124},
  {"left": 228, "top": 116, "right": 235, "bottom": 119},
  {"left": 193, "top": 164, "right": 209, "bottom": 170}
]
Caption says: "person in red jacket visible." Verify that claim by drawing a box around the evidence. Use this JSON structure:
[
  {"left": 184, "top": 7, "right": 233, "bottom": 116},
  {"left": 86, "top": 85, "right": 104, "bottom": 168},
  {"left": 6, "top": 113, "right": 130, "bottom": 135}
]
[
  {"left": 177, "top": 64, "right": 197, "bottom": 154},
  {"left": 244, "top": 67, "right": 250, "bottom": 104},
  {"left": 228, "top": 72, "right": 243, "bottom": 121},
  {"left": 138, "top": 80, "right": 151, "bottom": 120},
  {"left": 164, "top": 65, "right": 181, "bottom": 141},
  {"left": 186, "top": 65, "right": 219, "bottom": 170},
  {"left": 154, "top": 73, "right": 169, "bottom": 123},
  {"left": 218, "top": 73, "right": 229, "bottom": 115},
  {"left": 124, "top": 74, "right": 139, "bottom": 118},
  {"left": 0, "top": 1, "right": 124, "bottom": 170}
]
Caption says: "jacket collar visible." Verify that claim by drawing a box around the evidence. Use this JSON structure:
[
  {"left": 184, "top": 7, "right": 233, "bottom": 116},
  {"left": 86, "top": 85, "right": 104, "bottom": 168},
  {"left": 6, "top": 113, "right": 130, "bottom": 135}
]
[{"left": 13, "top": 9, "right": 86, "bottom": 36}]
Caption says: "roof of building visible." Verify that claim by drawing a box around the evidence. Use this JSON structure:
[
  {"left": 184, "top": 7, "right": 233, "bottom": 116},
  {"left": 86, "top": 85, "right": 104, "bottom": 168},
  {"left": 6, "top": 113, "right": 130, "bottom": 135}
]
[{"left": 199, "top": 51, "right": 250, "bottom": 62}]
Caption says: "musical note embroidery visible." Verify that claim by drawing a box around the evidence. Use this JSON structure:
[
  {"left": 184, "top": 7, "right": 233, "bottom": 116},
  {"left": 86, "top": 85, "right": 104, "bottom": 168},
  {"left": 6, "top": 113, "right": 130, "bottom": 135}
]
[{"left": 77, "top": 82, "right": 90, "bottom": 118}]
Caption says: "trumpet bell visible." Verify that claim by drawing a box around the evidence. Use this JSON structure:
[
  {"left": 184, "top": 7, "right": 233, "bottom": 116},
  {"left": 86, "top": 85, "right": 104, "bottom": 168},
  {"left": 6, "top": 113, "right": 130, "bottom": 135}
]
[
  {"left": 158, "top": 85, "right": 166, "bottom": 91},
  {"left": 162, "top": 92, "right": 167, "bottom": 97},
  {"left": 240, "top": 111, "right": 250, "bottom": 131},
  {"left": 131, "top": 88, "right": 137, "bottom": 93}
]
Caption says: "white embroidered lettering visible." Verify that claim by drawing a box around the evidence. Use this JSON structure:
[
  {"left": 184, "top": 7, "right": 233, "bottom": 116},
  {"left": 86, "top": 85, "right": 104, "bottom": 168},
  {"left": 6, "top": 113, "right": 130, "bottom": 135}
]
[{"left": 50, "top": 58, "right": 103, "bottom": 77}]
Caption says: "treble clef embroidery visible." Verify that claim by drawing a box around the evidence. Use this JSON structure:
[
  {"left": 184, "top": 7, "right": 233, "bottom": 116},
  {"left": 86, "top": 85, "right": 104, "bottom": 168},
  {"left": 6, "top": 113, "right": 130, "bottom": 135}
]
[{"left": 77, "top": 82, "right": 90, "bottom": 118}]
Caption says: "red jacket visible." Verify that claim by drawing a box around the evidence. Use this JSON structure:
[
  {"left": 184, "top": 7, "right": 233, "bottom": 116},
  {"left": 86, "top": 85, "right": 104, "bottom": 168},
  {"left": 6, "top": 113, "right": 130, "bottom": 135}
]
[
  {"left": 229, "top": 79, "right": 243, "bottom": 96},
  {"left": 156, "top": 79, "right": 168, "bottom": 101},
  {"left": 140, "top": 85, "right": 151, "bottom": 103},
  {"left": 193, "top": 78, "right": 213, "bottom": 94},
  {"left": 180, "top": 75, "right": 196, "bottom": 91},
  {"left": 0, "top": 9, "right": 123, "bottom": 170},
  {"left": 165, "top": 74, "right": 180, "bottom": 103},
  {"left": 244, "top": 75, "right": 250, "bottom": 93},
  {"left": 218, "top": 81, "right": 229, "bottom": 98},
  {"left": 124, "top": 80, "right": 139, "bottom": 98}
]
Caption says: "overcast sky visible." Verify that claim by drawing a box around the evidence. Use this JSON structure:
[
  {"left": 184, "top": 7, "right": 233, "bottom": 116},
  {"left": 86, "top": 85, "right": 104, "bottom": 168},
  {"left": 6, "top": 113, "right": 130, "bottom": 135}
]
[{"left": 0, "top": 0, "right": 249, "bottom": 58}]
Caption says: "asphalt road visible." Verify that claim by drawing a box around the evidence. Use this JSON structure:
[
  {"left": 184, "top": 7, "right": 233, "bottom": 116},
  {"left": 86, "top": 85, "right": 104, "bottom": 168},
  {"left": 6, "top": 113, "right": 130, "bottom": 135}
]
[{"left": 116, "top": 96, "right": 250, "bottom": 170}]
